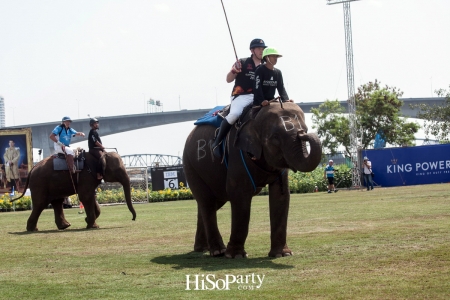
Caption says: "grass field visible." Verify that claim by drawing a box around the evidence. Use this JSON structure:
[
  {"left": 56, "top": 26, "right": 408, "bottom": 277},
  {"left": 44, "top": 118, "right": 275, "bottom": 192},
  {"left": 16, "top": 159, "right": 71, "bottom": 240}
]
[{"left": 1, "top": 184, "right": 449, "bottom": 299}]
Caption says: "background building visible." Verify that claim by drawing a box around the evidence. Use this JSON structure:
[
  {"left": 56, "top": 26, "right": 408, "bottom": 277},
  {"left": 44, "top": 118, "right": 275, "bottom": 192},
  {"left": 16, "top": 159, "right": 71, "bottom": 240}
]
[{"left": 0, "top": 96, "right": 5, "bottom": 128}]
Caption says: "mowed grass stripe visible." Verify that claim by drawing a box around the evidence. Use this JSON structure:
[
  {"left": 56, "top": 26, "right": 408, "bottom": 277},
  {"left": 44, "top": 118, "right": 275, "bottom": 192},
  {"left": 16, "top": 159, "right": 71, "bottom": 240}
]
[{"left": 1, "top": 184, "right": 449, "bottom": 299}]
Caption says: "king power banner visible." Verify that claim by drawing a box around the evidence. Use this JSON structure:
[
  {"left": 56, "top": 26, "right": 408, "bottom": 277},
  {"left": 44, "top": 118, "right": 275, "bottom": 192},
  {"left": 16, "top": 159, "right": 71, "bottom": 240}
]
[{"left": 364, "top": 144, "right": 450, "bottom": 187}]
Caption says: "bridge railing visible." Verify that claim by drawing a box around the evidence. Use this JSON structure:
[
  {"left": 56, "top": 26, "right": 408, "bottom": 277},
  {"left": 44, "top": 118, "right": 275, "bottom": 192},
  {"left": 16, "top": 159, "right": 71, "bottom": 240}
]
[{"left": 121, "top": 154, "right": 182, "bottom": 167}]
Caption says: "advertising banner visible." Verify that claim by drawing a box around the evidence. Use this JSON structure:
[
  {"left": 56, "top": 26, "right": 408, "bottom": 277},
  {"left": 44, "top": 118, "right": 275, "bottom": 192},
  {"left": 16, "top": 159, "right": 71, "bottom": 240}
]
[
  {"left": 364, "top": 144, "right": 450, "bottom": 187},
  {"left": 150, "top": 165, "right": 187, "bottom": 191}
]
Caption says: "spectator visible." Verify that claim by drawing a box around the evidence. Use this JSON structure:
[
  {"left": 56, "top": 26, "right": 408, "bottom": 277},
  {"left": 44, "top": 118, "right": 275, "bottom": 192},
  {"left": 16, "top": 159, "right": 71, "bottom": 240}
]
[
  {"left": 324, "top": 160, "right": 338, "bottom": 193},
  {"left": 363, "top": 156, "right": 374, "bottom": 191}
]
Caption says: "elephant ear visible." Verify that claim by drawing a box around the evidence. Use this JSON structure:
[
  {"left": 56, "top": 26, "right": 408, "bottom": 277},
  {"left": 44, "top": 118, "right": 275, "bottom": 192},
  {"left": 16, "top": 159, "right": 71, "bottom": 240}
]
[
  {"left": 234, "top": 119, "right": 262, "bottom": 159},
  {"left": 100, "top": 153, "right": 107, "bottom": 174}
]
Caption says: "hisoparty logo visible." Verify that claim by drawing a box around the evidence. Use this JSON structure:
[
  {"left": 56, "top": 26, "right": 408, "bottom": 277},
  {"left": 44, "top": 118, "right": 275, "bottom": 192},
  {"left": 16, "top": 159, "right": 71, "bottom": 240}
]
[{"left": 185, "top": 273, "right": 265, "bottom": 291}]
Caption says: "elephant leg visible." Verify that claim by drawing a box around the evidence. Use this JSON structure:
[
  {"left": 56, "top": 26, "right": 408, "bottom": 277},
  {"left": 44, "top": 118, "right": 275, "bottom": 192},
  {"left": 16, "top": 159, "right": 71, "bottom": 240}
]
[
  {"left": 193, "top": 198, "right": 228, "bottom": 254},
  {"left": 197, "top": 198, "right": 227, "bottom": 257},
  {"left": 194, "top": 205, "right": 209, "bottom": 252},
  {"left": 51, "top": 198, "right": 71, "bottom": 230},
  {"left": 94, "top": 199, "right": 101, "bottom": 220},
  {"left": 225, "top": 193, "right": 252, "bottom": 258},
  {"left": 268, "top": 172, "right": 292, "bottom": 258},
  {"left": 26, "top": 196, "right": 48, "bottom": 232},
  {"left": 186, "top": 168, "right": 226, "bottom": 256},
  {"left": 82, "top": 193, "right": 99, "bottom": 229}
]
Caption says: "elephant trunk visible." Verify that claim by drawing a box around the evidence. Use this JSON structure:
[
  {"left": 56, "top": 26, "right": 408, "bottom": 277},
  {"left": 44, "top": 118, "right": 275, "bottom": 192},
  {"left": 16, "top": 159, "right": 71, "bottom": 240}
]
[
  {"left": 121, "top": 177, "right": 137, "bottom": 221},
  {"left": 287, "top": 131, "right": 322, "bottom": 172}
]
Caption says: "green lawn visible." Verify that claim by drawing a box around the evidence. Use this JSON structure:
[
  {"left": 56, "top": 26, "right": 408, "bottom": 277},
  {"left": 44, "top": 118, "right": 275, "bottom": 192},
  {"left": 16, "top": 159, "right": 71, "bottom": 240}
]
[{"left": 1, "top": 184, "right": 449, "bottom": 299}]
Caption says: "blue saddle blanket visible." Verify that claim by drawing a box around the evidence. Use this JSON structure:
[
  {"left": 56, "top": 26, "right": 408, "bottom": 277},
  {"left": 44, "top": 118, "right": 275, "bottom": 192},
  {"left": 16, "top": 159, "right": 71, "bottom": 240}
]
[{"left": 194, "top": 106, "right": 225, "bottom": 128}]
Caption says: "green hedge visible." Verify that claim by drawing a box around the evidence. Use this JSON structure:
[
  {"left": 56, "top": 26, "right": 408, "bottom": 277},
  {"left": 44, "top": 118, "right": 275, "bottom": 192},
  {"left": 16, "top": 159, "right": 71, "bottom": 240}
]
[
  {"left": 259, "top": 164, "right": 352, "bottom": 195},
  {"left": 0, "top": 194, "right": 32, "bottom": 211},
  {"left": 1, "top": 164, "right": 353, "bottom": 211},
  {"left": 79, "top": 164, "right": 352, "bottom": 204}
]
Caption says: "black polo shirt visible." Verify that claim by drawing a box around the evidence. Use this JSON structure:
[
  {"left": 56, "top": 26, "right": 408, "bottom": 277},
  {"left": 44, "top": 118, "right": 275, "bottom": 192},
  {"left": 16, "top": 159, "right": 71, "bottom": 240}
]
[
  {"left": 253, "top": 64, "right": 289, "bottom": 106},
  {"left": 231, "top": 56, "right": 258, "bottom": 96},
  {"left": 88, "top": 129, "right": 102, "bottom": 150}
]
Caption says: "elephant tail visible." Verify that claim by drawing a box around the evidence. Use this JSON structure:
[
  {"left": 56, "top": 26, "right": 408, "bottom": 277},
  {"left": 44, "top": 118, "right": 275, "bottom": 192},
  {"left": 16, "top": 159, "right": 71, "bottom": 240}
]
[
  {"left": 10, "top": 171, "right": 30, "bottom": 202},
  {"left": 9, "top": 157, "right": 49, "bottom": 202}
]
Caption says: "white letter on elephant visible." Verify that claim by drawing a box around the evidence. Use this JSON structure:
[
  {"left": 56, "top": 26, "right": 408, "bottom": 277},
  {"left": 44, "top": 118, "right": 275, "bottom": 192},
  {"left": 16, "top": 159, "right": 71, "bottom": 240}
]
[
  {"left": 197, "top": 139, "right": 206, "bottom": 161},
  {"left": 280, "top": 114, "right": 302, "bottom": 132}
]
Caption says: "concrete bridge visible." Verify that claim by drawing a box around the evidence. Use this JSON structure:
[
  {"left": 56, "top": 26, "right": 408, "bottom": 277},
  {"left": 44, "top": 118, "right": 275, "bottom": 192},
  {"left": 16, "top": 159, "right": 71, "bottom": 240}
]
[{"left": 4, "top": 97, "right": 444, "bottom": 156}]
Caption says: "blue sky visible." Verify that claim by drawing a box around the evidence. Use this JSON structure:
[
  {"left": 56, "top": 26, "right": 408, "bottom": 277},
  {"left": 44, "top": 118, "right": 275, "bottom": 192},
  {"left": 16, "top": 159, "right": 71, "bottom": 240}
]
[{"left": 1, "top": 0, "right": 449, "bottom": 157}]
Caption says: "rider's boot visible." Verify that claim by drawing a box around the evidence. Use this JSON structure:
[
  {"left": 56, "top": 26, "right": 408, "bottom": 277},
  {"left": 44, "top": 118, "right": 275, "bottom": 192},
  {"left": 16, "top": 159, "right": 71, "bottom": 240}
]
[{"left": 212, "top": 119, "right": 232, "bottom": 159}]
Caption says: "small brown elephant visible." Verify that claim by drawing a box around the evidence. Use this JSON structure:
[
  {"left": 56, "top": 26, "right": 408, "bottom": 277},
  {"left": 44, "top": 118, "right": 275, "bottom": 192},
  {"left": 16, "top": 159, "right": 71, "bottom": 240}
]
[
  {"left": 14, "top": 151, "right": 136, "bottom": 231},
  {"left": 183, "top": 102, "right": 322, "bottom": 258}
]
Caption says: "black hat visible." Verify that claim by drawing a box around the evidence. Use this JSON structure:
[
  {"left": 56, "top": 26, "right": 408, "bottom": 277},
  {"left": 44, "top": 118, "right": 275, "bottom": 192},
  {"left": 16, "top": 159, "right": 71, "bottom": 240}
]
[
  {"left": 249, "top": 38, "right": 267, "bottom": 49},
  {"left": 89, "top": 118, "right": 99, "bottom": 126}
]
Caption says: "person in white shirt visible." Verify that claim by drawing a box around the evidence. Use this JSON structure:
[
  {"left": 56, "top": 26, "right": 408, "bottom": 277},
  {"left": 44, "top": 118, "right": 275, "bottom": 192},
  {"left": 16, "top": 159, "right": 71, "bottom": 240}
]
[{"left": 363, "top": 156, "right": 374, "bottom": 191}]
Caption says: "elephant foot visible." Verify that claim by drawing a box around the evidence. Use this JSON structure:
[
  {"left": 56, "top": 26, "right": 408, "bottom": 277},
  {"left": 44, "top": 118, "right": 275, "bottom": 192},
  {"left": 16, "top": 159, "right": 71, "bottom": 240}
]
[
  {"left": 26, "top": 227, "right": 39, "bottom": 232},
  {"left": 225, "top": 244, "right": 248, "bottom": 259},
  {"left": 268, "top": 246, "right": 293, "bottom": 258},
  {"left": 58, "top": 223, "right": 71, "bottom": 230},
  {"left": 210, "top": 249, "right": 226, "bottom": 257},
  {"left": 86, "top": 223, "right": 100, "bottom": 229},
  {"left": 85, "top": 217, "right": 99, "bottom": 229}
]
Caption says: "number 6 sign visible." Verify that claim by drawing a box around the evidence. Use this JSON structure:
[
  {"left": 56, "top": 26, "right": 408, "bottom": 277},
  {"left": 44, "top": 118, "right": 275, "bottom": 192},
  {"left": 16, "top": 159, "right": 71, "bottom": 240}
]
[{"left": 150, "top": 166, "right": 187, "bottom": 191}]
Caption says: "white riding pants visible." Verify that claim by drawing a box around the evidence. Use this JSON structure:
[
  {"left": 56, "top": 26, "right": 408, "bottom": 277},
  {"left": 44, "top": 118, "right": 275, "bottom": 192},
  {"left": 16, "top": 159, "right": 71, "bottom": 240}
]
[
  {"left": 225, "top": 94, "right": 254, "bottom": 125},
  {"left": 54, "top": 143, "right": 74, "bottom": 156}
]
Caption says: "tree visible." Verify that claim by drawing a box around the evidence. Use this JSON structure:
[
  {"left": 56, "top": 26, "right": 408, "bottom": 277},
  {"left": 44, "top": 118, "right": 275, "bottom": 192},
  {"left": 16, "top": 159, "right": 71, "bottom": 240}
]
[
  {"left": 312, "top": 80, "right": 420, "bottom": 156},
  {"left": 310, "top": 100, "right": 350, "bottom": 156},
  {"left": 414, "top": 85, "right": 450, "bottom": 142}
]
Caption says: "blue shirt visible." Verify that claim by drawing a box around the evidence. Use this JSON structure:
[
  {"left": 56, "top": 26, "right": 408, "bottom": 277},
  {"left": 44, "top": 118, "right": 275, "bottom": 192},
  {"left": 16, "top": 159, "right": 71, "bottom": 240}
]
[
  {"left": 52, "top": 125, "right": 77, "bottom": 146},
  {"left": 325, "top": 165, "right": 335, "bottom": 178}
]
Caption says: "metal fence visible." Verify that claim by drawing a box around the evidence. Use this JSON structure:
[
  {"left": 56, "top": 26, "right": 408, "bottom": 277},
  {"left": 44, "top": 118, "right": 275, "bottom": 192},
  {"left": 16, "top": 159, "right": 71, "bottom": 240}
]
[{"left": 322, "top": 152, "right": 354, "bottom": 168}]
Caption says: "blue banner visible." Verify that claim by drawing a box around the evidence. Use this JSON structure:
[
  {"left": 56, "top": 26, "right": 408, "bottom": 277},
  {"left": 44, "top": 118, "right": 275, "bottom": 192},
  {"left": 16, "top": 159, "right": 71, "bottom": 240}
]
[{"left": 364, "top": 144, "right": 450, "bottom": 187}]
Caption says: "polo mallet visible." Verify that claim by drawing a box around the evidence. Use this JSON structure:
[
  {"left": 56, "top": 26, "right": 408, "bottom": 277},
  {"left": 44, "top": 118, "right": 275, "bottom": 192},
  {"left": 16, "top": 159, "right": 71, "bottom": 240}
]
[
  {"left": 220, "top": 0, "right": 239, "bottom": 62},
  {"left": 62, "top": 151, "right": 81, "bottom": 210}
]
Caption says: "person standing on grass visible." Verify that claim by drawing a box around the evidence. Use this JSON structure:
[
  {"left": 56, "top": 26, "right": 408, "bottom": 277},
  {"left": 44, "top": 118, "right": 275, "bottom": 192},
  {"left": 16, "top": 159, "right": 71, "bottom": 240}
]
[
  {"left": 324, "top": 160, "right": 338, "bottom": 193},
  {"left": 363, "top": 156, "right": 374, "bottom": 191}
]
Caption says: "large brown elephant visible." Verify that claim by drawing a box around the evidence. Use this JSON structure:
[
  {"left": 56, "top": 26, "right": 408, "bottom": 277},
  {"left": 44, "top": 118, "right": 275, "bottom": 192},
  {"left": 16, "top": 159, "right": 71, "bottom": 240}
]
[
  {"left": 183, "top": 102, "right": 322, "bottom": 258},
  {"left": 14, "top": 151, "right": 136, "bottom": 231}
]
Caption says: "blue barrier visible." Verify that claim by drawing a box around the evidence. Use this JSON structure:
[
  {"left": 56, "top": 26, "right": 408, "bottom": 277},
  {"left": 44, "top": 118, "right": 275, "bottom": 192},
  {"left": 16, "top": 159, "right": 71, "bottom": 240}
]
[{"left": 364, "top": 144, "right": 450, "bottom": 187}]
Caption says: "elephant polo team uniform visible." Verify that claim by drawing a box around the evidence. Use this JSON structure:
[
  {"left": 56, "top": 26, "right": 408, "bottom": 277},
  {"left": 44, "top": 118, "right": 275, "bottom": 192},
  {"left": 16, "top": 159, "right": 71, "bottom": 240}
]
[
  {"left": 88, "top": 128, "right": 104, "bottom": 176},
  {"left": 88, "top": 129, "right": 103, "bottom": 160},
  {"left": 253, "top": 64, "right": 289, "bottom": 106},
  {"left": 226, "top": 56, "right": 259, "bottom": 125},
  {"left": 4, "top": 146, "right": 20, "bottom": 181},
  {"left": 52, "top": 124, "right": 78, "bottom": 156}
]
